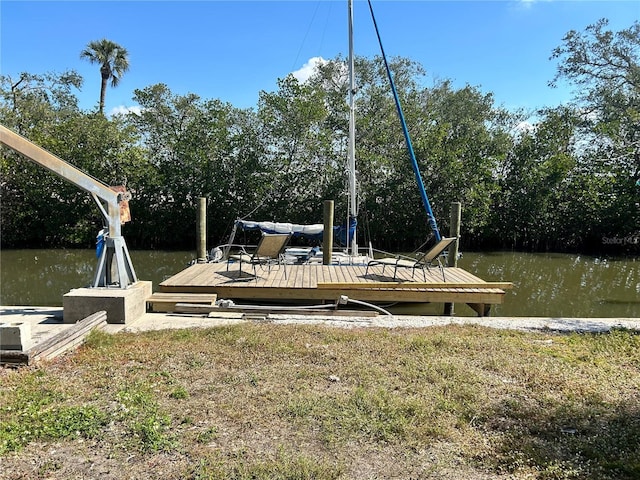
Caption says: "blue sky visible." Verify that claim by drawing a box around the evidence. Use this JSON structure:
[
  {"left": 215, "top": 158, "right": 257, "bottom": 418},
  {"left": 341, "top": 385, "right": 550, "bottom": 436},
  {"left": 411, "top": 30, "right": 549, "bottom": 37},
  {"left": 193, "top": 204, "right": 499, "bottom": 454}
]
[{"left": 1, "top": 1, "right": 638, "bottom": 116}]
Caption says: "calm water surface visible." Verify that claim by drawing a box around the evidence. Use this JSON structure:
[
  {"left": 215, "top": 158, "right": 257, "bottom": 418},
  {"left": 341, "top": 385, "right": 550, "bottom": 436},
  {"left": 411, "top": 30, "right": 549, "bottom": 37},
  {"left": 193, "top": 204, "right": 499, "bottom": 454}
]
[
  {"left": 0, "top": 249, "right": 194, "bottom": 308},
  {"left": 1, "top": 249, "right": 638, "bottom": 317},
  {"left": 459, "top": 251, "right": 639, "bottom": 317}
]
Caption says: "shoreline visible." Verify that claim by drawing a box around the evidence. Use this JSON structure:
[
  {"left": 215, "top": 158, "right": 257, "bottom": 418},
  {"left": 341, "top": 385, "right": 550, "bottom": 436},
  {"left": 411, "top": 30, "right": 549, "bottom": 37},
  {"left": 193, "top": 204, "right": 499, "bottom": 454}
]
[
  {"left": 2, "top": 305, "right": 639, "bottom": 335},
  {"left": 3, "top": 305, "right": 639, "bottom": 365}
]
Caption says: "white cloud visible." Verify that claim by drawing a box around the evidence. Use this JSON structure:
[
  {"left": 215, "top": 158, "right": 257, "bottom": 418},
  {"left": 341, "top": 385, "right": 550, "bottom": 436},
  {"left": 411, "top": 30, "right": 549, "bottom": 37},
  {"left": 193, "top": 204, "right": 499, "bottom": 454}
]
[
  {"left": 292, "top": 56, "right": 326, "bottom": 83},
  {"left": 513, "top": 120, "right": 536, "bottom": 136},
  {"left": 109, "top": 105, "right": 142, "bottom": 117}
]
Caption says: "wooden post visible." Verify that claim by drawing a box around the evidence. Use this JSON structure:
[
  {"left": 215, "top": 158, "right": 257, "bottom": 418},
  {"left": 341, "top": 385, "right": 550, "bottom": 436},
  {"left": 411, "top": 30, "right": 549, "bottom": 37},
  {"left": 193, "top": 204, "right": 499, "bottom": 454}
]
[
  {"left": 197, "top": 197, "right": 207, "bottom": 262},
  {"left": 323, "top": 200, "right": 334, "bottom": 265},
  {"left": 448, "top": 201, "right": 461, "bottom": 267},
  {"left": 444, "top": 201, "right": 461, "bottom": 315}
]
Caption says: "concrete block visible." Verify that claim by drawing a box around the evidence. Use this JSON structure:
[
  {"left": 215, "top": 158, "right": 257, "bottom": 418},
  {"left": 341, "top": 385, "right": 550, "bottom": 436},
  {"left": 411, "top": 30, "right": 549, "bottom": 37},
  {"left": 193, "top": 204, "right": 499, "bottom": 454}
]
[
  {"left": 0, "top": 321, "right": 32, "bottom": 351},
  {"left": 63, "top": 281, "right": 152, "bottom": 324}
]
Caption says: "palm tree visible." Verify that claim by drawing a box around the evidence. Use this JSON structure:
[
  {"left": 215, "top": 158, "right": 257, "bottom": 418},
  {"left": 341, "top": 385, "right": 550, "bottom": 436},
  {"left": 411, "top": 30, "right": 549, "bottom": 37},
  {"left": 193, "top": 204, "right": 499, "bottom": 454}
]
[{"left": 80, "top": 39, "right": 129, "bottom": 114}]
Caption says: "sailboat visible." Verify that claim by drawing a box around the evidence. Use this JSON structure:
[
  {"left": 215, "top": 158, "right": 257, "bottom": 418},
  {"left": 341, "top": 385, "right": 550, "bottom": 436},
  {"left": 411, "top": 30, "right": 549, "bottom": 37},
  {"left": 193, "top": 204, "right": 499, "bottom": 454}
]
[
  {"left": 216, "top": 0, "right": 441, "bottom": 265},
  {"left": 159, "top": 2, "right": 514, "bottom": 316}
]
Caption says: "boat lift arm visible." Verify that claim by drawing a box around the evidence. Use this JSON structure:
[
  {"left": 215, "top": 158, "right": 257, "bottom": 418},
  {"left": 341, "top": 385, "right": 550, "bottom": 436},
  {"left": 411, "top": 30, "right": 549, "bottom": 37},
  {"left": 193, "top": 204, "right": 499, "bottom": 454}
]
[{"left": 0, "top": 124, "right": 137, "bottom": 288}]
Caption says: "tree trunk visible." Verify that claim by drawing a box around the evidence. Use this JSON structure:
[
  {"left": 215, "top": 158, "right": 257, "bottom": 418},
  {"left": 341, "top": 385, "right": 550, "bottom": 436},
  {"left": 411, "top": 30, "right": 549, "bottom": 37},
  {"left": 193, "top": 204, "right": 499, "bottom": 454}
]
[
  {"left": 99, "top": 77, "right": 108, "bottom": 114},
  {"left": 99, "top": 65, "right": 110, "bottom": 115}
]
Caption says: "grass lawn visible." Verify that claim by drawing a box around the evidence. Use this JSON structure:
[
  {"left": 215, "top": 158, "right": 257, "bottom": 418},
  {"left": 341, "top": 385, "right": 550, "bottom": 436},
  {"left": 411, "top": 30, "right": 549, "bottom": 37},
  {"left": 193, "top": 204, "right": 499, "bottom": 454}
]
[{"left": 1, "top": 323, "right": 639, "bottom": 479}]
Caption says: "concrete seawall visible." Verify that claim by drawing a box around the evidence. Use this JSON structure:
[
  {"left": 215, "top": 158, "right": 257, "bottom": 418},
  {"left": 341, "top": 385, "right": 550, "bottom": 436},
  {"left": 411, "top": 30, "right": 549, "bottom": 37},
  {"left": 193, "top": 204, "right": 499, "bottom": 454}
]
[{"left": 2, "top": 306, "right": 639, "bottom": 342}]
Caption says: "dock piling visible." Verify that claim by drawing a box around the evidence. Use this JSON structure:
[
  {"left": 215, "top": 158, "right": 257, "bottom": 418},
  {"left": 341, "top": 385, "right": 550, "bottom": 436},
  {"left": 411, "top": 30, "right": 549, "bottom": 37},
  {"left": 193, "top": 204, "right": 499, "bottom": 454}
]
[
  {"left": 197, "top": 197, "right": 207, "bottom": 262},
  {"left": 448, "top": 201, "right": 461, "bottom": 268},
  {"left": 444, "top": 201, "right": 462, "bottom": 316},
  {"left": 323, "top": 200, "right": 334, "bottom": 265}
]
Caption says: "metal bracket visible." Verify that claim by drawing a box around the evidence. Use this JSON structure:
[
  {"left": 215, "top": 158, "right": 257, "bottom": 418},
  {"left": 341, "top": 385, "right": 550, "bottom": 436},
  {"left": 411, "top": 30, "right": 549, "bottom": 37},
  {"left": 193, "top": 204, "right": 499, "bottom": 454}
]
[{"left": 93, "top": 235, "right": 138, "bottom": 288}]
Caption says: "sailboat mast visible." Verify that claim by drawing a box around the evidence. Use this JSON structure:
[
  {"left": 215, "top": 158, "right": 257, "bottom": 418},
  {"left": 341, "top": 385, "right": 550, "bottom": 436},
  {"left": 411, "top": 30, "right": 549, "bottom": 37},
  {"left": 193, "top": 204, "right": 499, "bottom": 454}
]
[{"left": 347, "top": 0, "right": 358, "bottom": 256}]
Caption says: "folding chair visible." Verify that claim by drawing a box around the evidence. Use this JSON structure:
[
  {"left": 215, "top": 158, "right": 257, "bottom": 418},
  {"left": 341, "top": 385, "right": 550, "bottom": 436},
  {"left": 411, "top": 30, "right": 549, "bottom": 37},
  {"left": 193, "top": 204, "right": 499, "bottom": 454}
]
[
  {"left": 365, "top": 237, "right": 458, "bottom": 281},
  {"left": 227, "top": 232, "right": 292, "bottom": 279}
]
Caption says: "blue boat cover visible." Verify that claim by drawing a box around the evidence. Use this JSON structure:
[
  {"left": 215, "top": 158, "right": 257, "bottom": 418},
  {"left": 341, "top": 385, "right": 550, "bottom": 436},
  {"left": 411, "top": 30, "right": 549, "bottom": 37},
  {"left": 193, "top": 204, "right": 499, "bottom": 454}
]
[{"left": 236, "top": 216, "right": 356, "bottom": 247}]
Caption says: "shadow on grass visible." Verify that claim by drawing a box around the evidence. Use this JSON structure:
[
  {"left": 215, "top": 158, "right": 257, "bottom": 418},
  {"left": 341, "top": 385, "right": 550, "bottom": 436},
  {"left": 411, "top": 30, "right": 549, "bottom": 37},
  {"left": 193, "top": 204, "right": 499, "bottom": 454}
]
[{"left": 481, "top": 396, "right": 640, "bottom": 479}]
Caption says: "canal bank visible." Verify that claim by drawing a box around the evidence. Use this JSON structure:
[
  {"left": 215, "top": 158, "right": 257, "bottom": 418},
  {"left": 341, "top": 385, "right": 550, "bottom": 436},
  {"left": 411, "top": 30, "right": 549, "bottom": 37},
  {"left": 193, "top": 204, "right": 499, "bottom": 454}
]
[{"left": 3, "top": 305, "right": 639, "bottom": 366}]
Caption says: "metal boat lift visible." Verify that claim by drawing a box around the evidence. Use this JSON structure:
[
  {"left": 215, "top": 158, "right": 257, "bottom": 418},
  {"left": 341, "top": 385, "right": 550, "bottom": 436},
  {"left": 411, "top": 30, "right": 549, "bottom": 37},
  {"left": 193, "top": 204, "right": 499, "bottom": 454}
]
[{"left": 0, "top": 124, "right": 137, "bottom": 288}]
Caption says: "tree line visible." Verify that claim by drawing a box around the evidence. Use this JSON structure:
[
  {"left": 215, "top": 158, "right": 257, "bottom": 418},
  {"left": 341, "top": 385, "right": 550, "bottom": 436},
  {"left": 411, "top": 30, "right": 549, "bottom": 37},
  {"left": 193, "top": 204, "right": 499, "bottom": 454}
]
[{"left": 1, "top": 20, "right": 638, "bottom": 254}]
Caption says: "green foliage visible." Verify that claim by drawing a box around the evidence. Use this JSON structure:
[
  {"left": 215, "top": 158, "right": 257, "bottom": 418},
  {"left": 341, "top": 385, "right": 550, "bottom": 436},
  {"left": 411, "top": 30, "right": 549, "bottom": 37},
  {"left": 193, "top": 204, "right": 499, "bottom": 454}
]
[
  {"left": 491, "top": 106, "right": 581, "bottom": 250},
  {"left": 257, "top": 74, "right": 338, "bottom": 222},
  {"left": 126, "top": 84, "right": 263, "bottom": 247},
  {"left": 413, "top": 82, "right": 510, "bottom": 241},
  {"left": 195, "top": 426, "right": 219, "bottom": 444},
  {"left": 0, "top": 372, "right": 108, "bottom": 454},
  {"left": 80, "top": 38, "right": 129, "bottom": 114},
  {"left": 169, "top": 385, "right": 190, "bottom": 399},
  {"left": 0, "top": 404, "right": 108, "bottom": 455},
  {"left": 0, "top": 74, "right": 149, "bottom": 247},
  {"left": 116, "top": 384, "right": 175, "bottom": 452},
  {"left": 548, "top": 19, "right": 640, "bottom": 249},
  {"left": 1, "top": 19, "right": 639, "bottom": 252},
  {"left": 83, "top": 329, "right": 117, "bottom": 349}
]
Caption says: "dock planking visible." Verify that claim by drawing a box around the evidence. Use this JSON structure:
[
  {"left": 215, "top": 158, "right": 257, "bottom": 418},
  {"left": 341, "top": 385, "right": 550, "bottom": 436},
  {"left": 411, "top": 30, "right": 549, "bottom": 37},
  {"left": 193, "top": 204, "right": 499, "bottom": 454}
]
[{"left": 160, "top": 262, "right": 511, "bottom": 316}]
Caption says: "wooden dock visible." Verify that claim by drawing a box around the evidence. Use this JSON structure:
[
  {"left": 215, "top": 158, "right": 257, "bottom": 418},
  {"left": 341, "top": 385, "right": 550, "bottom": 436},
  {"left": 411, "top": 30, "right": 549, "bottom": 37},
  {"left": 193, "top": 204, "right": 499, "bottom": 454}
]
[{"left": 159, "top": 262, "right": 511, "bottom": 316}]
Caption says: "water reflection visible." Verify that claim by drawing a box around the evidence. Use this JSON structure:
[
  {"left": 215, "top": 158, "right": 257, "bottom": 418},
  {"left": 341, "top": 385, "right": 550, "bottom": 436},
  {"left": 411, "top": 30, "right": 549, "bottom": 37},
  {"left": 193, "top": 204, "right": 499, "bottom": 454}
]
[
  {"left": 0, "top": 249, "right": 195, "bottom": 307},
  {"left": 459, "top": 251, "right": 639, "bottom": 317},
  {"left": 0, "top": 249, "right": 638, "bottom": 317}
]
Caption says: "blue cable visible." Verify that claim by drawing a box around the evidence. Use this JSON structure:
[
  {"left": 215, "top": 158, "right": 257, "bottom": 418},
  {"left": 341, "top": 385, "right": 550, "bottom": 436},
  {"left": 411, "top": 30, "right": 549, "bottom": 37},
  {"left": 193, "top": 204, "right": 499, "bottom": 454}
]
[{"left": 366, "top": 0, "right": 442, "bottom": 241}]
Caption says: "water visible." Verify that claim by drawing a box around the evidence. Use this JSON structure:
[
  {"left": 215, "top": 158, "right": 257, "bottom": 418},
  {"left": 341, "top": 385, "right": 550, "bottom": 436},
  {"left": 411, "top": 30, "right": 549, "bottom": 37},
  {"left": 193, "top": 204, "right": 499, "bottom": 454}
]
[
  {"left": 458, "top": 251, "right": 640, "bottom": 317},
  {"left": 0, "top": 249, "right": 195, "bottom": 307},
  {"left": 0, "top": 249, "right": 638, "bottom": 317}
]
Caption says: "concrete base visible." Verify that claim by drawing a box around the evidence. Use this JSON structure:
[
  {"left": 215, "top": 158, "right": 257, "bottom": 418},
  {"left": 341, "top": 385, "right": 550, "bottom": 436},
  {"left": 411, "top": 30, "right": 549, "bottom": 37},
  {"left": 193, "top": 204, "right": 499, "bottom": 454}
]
[
  {"left": 63, "top": 281, "right": 152, "bottom": 324},
  {"left": 0, "top": 321, "right": 32, "bottom": 350}
]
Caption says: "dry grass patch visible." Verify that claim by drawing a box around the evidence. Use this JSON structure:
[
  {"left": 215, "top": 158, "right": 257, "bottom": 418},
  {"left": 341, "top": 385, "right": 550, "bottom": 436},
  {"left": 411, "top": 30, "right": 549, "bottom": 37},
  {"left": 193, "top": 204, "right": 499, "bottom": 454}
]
[{"left": 1, "top": 324, "right": 639, "bottom": 479}]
